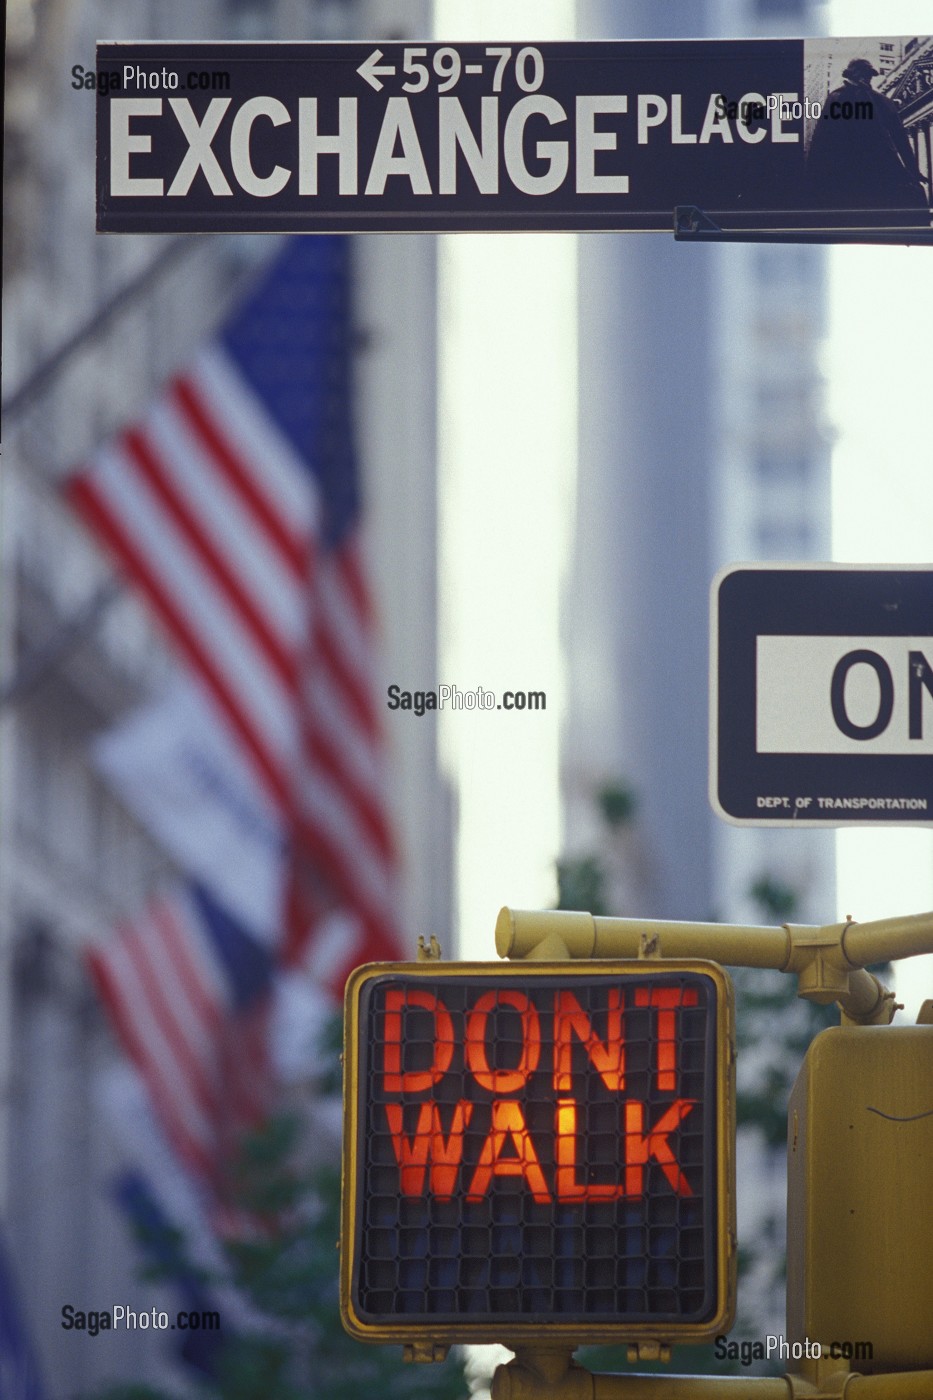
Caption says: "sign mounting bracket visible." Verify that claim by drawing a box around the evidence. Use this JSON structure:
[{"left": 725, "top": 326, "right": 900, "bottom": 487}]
[{"left": 674, "top": 204, "right": 933, "bottom": 245}]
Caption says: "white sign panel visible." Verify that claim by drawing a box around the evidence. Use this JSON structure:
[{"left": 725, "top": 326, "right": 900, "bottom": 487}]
[
  {"left": 711, "top": 565, "right": 933, "bottom": 826},
  {"left": 756, "top": 635, "right": 933, "bottom": 756}
]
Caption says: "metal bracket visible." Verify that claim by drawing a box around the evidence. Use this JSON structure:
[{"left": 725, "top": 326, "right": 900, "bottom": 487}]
[
  {"left": 417, "top": 934, "right": 442, "bottom": 961},
  {"left": 403, "top": 1341, "right": 449, "bottom": 1363},
  {"left": 673, "top": 203, "right": 933, "bottom": 246},
  {"left": 674, "top": 204, "right": 724, "bottom": 237},
  {"left": 625, "top": 1340, "right": 672, "bottom": 1364}
]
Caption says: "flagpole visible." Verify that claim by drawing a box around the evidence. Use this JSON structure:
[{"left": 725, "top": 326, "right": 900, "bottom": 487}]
[
  {"left": 1, "top": 233, "right": 274, "bottom": 708},
  {"left": 2, "top": 236, "right": 213, "bottom": 423},
  {"left": 0, "top": 579, "right": 123, "bottom": 711}
]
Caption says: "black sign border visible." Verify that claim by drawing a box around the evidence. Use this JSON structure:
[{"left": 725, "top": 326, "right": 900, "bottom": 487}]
[
  {"left": 711, "top": 564, "right": 933, "bottom": 826},
  {"left": 95, "top": 38, "right": 933, "bottom": 236}
]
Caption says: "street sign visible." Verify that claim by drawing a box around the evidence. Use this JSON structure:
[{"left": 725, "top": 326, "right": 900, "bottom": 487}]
[
  {"left": 95, "top": 37, "right": 933, "bottom": 235},
  {"left": 341, "top": 960, "right": 735, "bottom": 1348},
  {"left": 711, "top": 565, "right": 933, "bottom": 827}
]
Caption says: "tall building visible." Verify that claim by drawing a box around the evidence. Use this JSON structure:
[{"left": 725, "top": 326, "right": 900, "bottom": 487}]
[
  {"left": 566, "top": 0, "right": 835, "bottom": 932},
  {"left": 565, "top": 0, "right": 832, "bottom": 1339}
]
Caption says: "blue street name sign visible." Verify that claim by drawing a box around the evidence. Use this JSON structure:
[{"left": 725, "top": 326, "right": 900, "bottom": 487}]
[
  {"left": 711, "top": 565, "right": 933, "bottom": 827},
  {"left": 95, "top": 38, "right": 933, "bottom": 234}
]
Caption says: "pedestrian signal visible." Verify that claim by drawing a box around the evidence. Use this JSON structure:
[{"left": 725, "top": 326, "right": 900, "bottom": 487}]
[{"left": 341, "top": 961, "right": 735, "bottom": 1347}]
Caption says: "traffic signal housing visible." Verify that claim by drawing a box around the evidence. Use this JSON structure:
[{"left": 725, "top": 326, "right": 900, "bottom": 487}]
[
  {"left": 341, "top": 960, "right": 735, "bottom": 1350},
  {"left": 787, "top": 1023, "right": 933, "bottom": 1374}
]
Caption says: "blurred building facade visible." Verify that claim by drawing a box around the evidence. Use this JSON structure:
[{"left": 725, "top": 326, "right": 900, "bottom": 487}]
[
  {"left": 3, "top": 0, "right": 871, "bottom": 1387},
  {"left": 565, "top": 0, "right": 833, "bottom": 1341},
  {"left": 2, "top": 0, "right": 446, "bottom": 1393},
  {"left": 566, "top": 0, "right": 835, "bottom": 932}
]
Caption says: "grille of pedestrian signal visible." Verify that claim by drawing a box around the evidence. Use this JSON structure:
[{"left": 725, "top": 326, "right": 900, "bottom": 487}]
[{"left": 349, "top": 970, "right": 720, "bottom": 1327}]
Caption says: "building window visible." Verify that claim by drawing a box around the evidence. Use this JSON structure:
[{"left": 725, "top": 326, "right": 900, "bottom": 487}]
[
  {"left": 755, "top": 451, "right": 813, "bottom": 480},
  {"left": 755, "top": 0, "right": 806, "bottom": 15},
  {"left": 756, "top": 519, "right": 813, "bottom": 557},
  {"left": 225, "top": 0, "right": 275, "bottom": 39},
  {"left": 755, "top": 245, "right": 822, "bottom": 286},
  {"left": 755, "top": 381, "right": 812, "bottom": 419}
]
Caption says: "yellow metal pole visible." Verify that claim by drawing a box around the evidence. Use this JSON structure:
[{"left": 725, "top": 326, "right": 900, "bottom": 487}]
[
  {"left": 588, "top": 1378, "right": 797, "bottom": 1399},
  {"left": 841, "top": 910, "right": 933, "bottom": 968},
  {"left": 494, "top": 908, "right": 930, "bottom": 1024},
  {"left": 495, "top": 907, "right": 788, "bottom": 967},
  {"left": 840, "top": 1373, "right": 933, "bottom": 1398},
  {"left": 491, "top": 1360, "right": 933, "bottom": 1400},
  {"left": 496, "top": 906, "right": 933, "bottom": 975},
  {"left": 491, "top": 1355, "right": 804, "bottom": 1398}
]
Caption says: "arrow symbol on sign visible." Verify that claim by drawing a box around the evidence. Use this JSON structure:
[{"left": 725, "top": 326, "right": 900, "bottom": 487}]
[{"left": 358, "top": 49, "right": 396, "bottom": 91}]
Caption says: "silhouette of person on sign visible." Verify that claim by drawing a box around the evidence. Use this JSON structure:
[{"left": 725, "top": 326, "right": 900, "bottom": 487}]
[{"left": 807, "top": 57, "right": 928, "bottom": 214}]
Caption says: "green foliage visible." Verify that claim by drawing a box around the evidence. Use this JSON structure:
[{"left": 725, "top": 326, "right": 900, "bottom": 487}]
[
  {"left": 313, "top": 1013, "right": 345, "bottom": 1098},
  {"left": 217, "top": 1124, "right": 466, "bottom": 1398},
  {"left": 556, "top": 855, "right": 607, "bottom": 915},
  {"left": 84, "top": 1105, "right": 465, "bottom": 1400},
  {"left": 555, "top": 775, "right": 638, "bottom": 914},
  {"left": 88, "top": 1389, "right": 172, "bottom": 1400},
  {"left": 732, "top": 966, "right": 835, "bottom": 1149},
  {"left": 596, "top": 781, "right": 637, "bottom": 829},
  {"left": 748, "top": 875, "right": 798, "bottom": 923}
]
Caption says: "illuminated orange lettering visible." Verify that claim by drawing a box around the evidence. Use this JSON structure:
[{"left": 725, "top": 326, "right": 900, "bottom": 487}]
[
  {"left": 465, "top": 989, "right": 540, "bottom": 1093},
  {"left": 553, "top": 989, "right": 625, "bottom": 1092},
  {"left": 384, "top": 1101, "right": 473, "bottom": 1199},
  {"left": 634, "top": 985, "right": 698, "bottom": 1091},
  {"left": 382, "top": 988, "right": 454, "bottom": 1094},
  {"left": 555, "top": 1098, "right": 626, "bottom": 1200},
  {"left": 465, "top": 1100, "right": 551, "bottom": 1204},
  {"left": 624, "top": 1099, "right": 695, "bottom": 1196}
]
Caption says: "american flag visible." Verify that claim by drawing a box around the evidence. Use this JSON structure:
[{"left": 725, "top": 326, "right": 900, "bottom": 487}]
[
  {"left": 86, "top": 881, "right": 273, "bottom": 1192},
  {"left": 67, "top": 238, "right": 402, "bottom": 990}
]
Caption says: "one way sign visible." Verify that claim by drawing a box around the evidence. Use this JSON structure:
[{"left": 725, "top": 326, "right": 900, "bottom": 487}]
[{"left": 710, "top": 565, "right": 933, "bottom": 826}]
